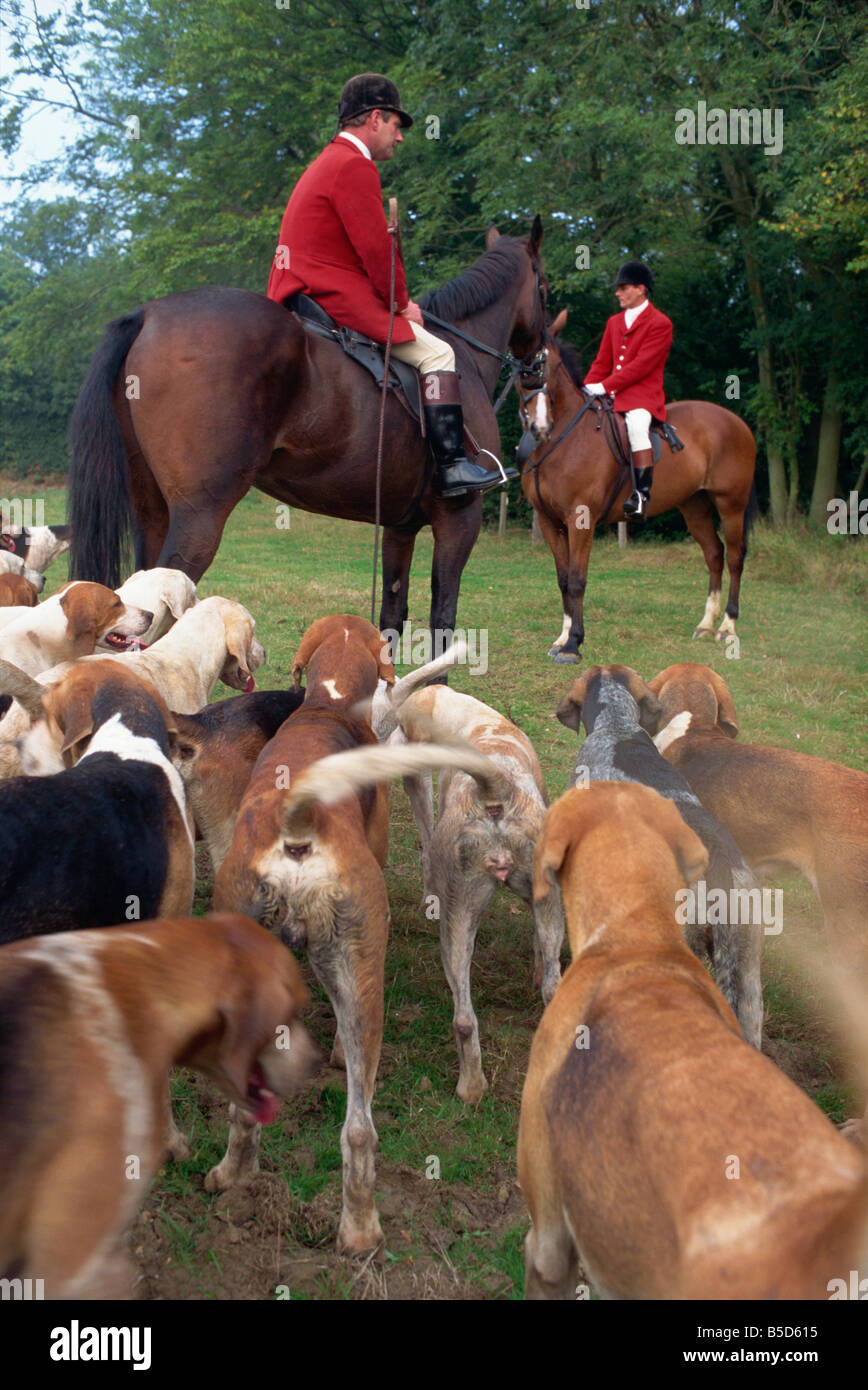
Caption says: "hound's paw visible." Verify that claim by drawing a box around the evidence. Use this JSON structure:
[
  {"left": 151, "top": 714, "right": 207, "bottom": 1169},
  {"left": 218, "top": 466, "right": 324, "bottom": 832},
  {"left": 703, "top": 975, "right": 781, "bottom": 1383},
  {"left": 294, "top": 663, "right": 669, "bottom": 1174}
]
[
  {"left": 838, "top": 1118, "right": 866, "bottom": 1148},
  {"left": 165, "top": 1129, "right": 191, "bottom": 1163},
  {"left": 337, "top": 1213, "right": 385, "bottom": 1260},
  {"left": 205, "top": 1158, "right": 258, "bottom": 1194}
]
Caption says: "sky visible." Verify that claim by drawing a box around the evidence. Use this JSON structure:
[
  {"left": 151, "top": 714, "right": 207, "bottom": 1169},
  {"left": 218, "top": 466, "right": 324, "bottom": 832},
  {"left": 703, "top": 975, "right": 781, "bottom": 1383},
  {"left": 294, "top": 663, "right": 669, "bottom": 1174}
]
[{"left": 2, "top": 0, "right": 83, "bottom": 200}]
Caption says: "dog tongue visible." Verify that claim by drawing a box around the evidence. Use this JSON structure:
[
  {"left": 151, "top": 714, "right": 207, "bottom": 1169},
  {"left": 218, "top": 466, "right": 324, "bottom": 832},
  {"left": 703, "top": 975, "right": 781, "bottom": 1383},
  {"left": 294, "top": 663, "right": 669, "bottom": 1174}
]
[
  {"left": 128, "top": 638, "right": 147, "bottom": 651},
  {"left": 243, "top": 675, "right": 255, "bottom": 693},
  {"left": 253, "top": 1091, "right": 281, "bottom": 1125}
]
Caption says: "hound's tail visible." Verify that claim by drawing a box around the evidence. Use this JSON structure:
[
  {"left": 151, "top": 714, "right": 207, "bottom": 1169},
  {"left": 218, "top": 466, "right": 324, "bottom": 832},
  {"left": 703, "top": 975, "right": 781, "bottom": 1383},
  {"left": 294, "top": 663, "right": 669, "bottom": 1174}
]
[
  {"left": 281, "top": 739, "right": 508, "bottom": 836},
  {"left": 0, "top": 657, "right": 46, "bottom": 719},
  {"left": 371, "top": 639, "right": 468, "bottom": 740}
]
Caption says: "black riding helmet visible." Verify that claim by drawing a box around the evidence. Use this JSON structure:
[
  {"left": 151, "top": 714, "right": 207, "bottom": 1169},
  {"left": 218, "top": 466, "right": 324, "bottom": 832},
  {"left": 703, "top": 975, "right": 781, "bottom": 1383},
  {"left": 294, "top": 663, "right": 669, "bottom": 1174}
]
[
  {"left": 338, "top": 74, "right": 414, "bottom": 129},
  {"left": 612, "top": 260, "right": 654, "bottom": 293}
]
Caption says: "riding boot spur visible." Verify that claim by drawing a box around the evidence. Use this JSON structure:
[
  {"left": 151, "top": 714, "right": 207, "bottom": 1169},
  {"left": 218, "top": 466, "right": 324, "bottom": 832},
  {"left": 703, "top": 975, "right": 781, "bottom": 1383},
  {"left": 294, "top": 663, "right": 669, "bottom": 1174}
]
[
  {"left": 624, "top": 448, "right": 654, "bottom": 519},
  {"left": 421, "top": 371, "right": 511, "bottom": 498}
]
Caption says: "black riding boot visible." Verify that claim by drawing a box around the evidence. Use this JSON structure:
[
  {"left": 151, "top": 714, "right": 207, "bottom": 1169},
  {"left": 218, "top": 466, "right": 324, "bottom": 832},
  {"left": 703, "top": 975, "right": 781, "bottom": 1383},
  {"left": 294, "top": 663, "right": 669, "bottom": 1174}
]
[
  {"left": 623, "top": 450, "right": 654, "bottom": 519},
  {"left": 422, "top": 372, "right": 511, "bottom": 497}
]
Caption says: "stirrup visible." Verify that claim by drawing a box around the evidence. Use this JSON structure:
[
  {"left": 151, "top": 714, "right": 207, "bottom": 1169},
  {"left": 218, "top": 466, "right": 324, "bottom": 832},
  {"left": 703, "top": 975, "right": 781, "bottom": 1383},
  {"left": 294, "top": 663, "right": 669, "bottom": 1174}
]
[
  {"left": 623, "top": 489, "right": 647, "bottom": 519},
  {"left": 476, "top": 448, "right": 518, "bottom": 484}
]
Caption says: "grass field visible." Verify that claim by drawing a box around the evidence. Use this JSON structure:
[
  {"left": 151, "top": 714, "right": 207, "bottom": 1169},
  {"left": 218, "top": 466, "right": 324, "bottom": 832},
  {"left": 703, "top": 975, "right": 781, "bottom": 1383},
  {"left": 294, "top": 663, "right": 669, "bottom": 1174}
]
[{"left": 6, "top": 478, "right": 868, "bottom": 1299}]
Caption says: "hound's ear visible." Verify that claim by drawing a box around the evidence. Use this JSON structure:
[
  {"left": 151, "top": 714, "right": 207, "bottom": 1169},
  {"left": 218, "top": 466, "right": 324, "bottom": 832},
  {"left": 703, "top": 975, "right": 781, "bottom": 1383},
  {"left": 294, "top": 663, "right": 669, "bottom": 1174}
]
[
  {"left": 620, "top": 668, "right": 664, "bottom": 734},
  {"left": 653, "top": 797, "right": 708, "bottom": 886},
  {"left": 529, "top": 214, "right": 543, "bottom": 254},
  {"left": 707, "top": 668, "right": 739, "bottom": 739},
  {"left": 215, "top": 975, "right": 293, "bottom": 1101},
  {"left": 60, "top": 585, "right": 99, "bottom": 643},
  {"left": 555, "top": 675, "right": 590, "bottom": 734},
  {"left": 167, "top": 574, "right": 197, "bottom": 620},
  {"left": 550, "top": 309, "right": 568, "bottom": 337},
  {"left": 47, "top": 687, "right": 95, "bottom": 757},
  {"left": 486, "top": 223, "right": 501, "bottom": 250},
  {"left": 290, "top": 619, "right": 327, "bottom": 690},
  {"left": 224, "top": 611, "right": 254, "bottom": 685},
  {"left": 373, "top": 632, "right": 396, "bottom": 686},
  {"left": 533, "top": 791, "right": 590, "bottom": 901}
]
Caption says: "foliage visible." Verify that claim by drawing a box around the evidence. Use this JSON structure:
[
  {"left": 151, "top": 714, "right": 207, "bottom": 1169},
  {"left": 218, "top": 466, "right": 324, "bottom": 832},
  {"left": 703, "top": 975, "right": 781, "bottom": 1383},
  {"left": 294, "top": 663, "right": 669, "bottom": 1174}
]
[{"left": 1, "top": 0, "right": 867, "bottom": 511}]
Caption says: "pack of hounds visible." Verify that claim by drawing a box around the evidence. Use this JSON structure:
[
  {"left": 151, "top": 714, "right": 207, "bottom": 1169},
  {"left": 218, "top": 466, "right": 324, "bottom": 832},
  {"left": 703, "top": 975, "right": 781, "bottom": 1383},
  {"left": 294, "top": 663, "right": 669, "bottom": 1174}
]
[{"left": 0, "top": 525, "right": 866, "bottom": 1300}]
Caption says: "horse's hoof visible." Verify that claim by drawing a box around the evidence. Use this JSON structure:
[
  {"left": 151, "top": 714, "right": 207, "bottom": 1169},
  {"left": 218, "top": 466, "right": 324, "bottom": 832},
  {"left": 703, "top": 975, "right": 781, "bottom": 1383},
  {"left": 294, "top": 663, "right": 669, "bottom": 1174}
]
[
  {"left": 692, "top": 626, "right": 713, "bottom": 640},
  {"left": 547, "top": 644, "right": 565, "bottom": 657},
  {"left": 552, "top": 650, "right": 580, "bottom": 664}
]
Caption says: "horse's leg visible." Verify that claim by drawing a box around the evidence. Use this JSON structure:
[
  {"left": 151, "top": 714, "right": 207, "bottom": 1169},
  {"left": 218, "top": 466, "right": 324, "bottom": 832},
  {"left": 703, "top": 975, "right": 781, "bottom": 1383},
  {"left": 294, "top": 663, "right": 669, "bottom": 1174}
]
[
  {"left": 714, "top": 499, "right": 750, "bottom": 643},
  {"left": 427, "top": 500, "right": 482, "bottom": 674},
  {"left": 533, "top": 510, "right": 572, "bottom": 657},
  {"left": 157, "top": 482, "right": 252, "bottom": 583},
  {"left": 128, "top": 455, "right": 169, "bottom": 570},
  {"left": 552, "top": 509, "right": 594, "bottom": 664},
  {"left": 678, "top": 494, "right": 725, "bottom": 639},
  {"left": 378, "top": 527, "right": 417, "bottom": 639}
]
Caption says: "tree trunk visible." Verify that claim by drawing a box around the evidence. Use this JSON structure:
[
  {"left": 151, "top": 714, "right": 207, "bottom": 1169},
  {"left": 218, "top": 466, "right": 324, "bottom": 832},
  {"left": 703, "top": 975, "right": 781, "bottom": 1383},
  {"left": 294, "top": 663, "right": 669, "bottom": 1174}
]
[
  {"left": 808, "top": 368, "right": 843, "bottom": 529},
  {"left": 717, "top": 148, "right": 788, "bottom": 525}
]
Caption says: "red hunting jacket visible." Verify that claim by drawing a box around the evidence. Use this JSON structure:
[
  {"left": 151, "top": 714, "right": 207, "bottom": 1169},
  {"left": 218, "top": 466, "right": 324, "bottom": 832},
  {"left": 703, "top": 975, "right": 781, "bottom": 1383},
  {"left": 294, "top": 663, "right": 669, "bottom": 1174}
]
[
  {"left": 585, "top": 302, "right": 673, "bottom": 419},
  {"left": 267, "top": 136, "right": 414, "bottom": 345}
]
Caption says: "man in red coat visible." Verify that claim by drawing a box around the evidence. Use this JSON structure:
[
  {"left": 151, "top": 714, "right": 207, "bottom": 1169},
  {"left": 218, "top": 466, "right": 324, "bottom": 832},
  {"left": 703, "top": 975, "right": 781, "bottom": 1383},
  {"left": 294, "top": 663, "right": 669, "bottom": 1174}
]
[
  {"left": 267, "top": 73, "right": 504, "bottom": 497},
  {"left": 584, "top": 261, "right": 673, "bottom": 518}
]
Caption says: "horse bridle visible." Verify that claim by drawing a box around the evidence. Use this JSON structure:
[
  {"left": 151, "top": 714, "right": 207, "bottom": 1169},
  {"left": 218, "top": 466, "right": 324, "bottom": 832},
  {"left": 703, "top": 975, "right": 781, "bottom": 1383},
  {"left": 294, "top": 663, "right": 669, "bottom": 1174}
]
[
  {"left": 421, "top": 262, "right": 550, "bottom": 414},
  {"left": 516, "top": 349, "right": 622, "bottom": 474}
]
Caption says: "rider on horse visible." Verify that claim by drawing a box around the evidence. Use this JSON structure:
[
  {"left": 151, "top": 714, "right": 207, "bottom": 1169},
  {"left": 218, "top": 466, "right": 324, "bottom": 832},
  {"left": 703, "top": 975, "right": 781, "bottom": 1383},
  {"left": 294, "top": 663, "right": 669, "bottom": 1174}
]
[
  {"left": 583, "top": 261, "right": 673, "bottom": 519},
  {"left": 267, "top": 73, "right": 504, "bottom": 499}
]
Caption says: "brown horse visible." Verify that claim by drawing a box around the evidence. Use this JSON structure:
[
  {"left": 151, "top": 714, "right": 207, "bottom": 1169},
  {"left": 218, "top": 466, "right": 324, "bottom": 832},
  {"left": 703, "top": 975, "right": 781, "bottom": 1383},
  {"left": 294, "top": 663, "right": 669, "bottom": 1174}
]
[
  {"left": 518, "top": 311, "right": 757, "bottom": 663},
  {"left": 68, "top": 222, "right": 548, "bottom": 643}
]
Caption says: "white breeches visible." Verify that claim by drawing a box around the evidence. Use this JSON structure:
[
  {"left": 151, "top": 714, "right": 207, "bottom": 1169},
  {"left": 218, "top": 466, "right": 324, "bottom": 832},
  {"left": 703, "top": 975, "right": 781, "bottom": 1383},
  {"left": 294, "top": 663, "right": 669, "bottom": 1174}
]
[
  {"left": 391, "top": 322, "right": 455, "bottom": 375},
  {"left": 624, "top": 407, "right": 652, "bottom": 451}
]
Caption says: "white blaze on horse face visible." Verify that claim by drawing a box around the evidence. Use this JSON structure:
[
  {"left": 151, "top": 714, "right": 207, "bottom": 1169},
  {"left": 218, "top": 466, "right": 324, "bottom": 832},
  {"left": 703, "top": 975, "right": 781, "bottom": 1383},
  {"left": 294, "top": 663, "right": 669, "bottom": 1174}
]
[{"left": 533, "top": 389, "right": 552, "bottom": 438}]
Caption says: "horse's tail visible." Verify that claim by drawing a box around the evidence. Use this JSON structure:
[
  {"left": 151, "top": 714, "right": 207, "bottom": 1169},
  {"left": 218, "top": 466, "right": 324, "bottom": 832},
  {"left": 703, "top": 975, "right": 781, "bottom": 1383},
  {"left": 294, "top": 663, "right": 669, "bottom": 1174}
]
[
  {"left": 742, "top": 479, "right": 760, "bottom": 548},
  {"left": 68, "top": 309, "right": 145, "bottom": 586}
]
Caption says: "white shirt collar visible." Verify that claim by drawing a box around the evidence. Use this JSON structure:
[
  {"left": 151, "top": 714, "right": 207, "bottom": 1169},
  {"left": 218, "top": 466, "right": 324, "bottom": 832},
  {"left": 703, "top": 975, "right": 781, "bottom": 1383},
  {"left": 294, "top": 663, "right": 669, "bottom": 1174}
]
[
  {"left": 337, "top": 131, "right": 372, "bottom": 160},
  {"left": 625, "top": 298, "right": 650, "bottom": 330}
]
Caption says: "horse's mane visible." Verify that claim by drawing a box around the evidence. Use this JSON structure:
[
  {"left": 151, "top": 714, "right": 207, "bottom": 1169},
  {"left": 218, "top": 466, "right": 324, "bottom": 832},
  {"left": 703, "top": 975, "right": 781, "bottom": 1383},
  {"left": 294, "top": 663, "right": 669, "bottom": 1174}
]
[
  {"left": 548, "top": 333, "right": 584, "bottom": 387},
  {"left": 421, "top": 237, "right": 529, "bottom": 321}
]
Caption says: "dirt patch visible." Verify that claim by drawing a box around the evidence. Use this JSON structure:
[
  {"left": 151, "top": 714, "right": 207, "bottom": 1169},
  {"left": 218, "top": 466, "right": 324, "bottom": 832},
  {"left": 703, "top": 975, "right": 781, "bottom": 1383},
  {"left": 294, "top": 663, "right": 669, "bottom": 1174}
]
[{"left": 131, "top": 1161, "right": 525, "bottom": 1301}]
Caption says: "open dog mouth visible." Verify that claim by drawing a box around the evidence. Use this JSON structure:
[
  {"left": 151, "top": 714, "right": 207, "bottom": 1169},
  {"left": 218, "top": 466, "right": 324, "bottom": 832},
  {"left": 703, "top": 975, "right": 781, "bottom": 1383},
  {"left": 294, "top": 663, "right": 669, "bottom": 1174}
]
[
  {"left": 244, "top": 1062, "right": 281, "bottom": 1125},
  {"left": 104, "top": 630, "right": 147, "bottom": 651}
]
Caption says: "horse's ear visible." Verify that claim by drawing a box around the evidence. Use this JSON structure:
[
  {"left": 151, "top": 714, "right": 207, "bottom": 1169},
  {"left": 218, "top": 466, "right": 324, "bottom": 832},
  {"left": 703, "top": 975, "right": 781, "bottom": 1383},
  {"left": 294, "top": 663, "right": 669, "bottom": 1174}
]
[
  {"left": 550, "top": 309, "right": 568, "bottom": 338},
  {"left": 486, "top": 224, "right": 500, "bottom": 250},
  {"left": 529, "top": 214, "right": 543, "bottom": 253}
]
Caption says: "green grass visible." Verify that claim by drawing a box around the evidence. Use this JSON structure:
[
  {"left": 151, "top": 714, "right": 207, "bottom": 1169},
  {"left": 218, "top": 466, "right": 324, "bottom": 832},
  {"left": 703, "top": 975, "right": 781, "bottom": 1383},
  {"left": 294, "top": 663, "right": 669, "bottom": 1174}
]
[{"left": 8, "top": 475, "right": 868, "bottom": 1299}]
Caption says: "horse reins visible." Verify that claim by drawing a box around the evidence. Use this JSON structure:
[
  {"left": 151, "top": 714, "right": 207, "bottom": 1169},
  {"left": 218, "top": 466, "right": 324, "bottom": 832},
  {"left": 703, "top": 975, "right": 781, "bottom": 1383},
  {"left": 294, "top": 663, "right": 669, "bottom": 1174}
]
[
  {"left": 517, "top": 359, "right": 632, "bottom": 532},
  {"left": 370, "top": 198, "right": 399, "bottom": 627},
  {"left": 422, "top": 266, "right": 549, "bottom": 414},
  {"left": 368, "top": 245, "right": 548, "bottom": 622}
]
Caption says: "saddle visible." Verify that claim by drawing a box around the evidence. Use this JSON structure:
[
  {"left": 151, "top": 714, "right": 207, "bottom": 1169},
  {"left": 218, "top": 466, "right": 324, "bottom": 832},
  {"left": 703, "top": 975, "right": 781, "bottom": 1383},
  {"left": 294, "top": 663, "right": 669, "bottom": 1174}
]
[
  {"left": 287, "top": 293, "right": 424, "bottom": 427},
  {"left": 604, "top": 407, "right": 685, "bottom": 468}
]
